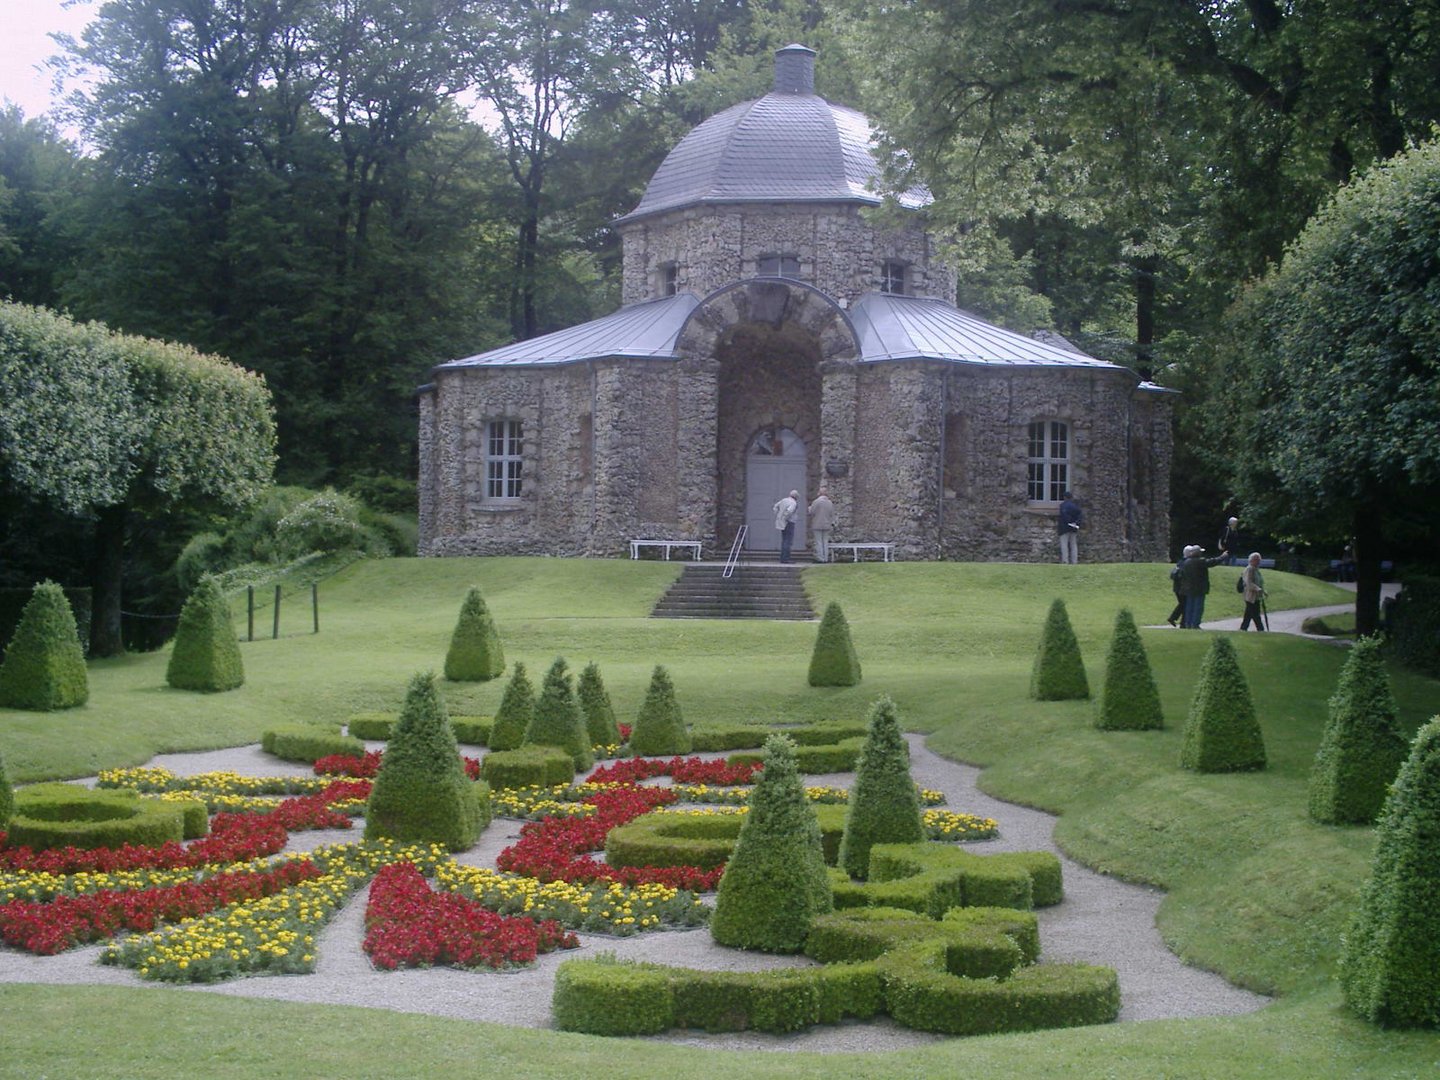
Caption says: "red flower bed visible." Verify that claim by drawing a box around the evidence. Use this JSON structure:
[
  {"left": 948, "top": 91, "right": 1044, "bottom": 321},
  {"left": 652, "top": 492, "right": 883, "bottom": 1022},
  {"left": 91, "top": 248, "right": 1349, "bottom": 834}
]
[
  {"left": 363, "top": 863, "right": 577, "bottom": 970},
  {"left": 0, "top": 859, "right": 323, "bottom": 954},
  {"left": 0, "top": 780, "right": 370, "bottom": 877},
  {"left": 315, "top": 753, "right": 481, "bottom": 781},
  {"left": 0, "top": 814, "right": 288, "bottom": 876},
  {"left": 497, "top": 784, "right": 723, "bottom": 891},
  {"left": 588, "top": 755, "right": 760, "bottom": 787}
]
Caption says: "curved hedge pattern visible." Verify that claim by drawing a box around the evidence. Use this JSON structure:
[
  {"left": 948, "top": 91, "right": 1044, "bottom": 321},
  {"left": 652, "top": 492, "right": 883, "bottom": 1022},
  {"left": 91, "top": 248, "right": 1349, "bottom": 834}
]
[{"left": 7, "top": 784, "right": 207, "bottom": 852}]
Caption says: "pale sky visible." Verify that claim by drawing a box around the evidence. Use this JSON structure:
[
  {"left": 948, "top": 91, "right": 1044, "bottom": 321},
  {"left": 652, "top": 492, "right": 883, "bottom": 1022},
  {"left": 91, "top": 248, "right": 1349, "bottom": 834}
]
[{"left": 0, "top": 0, "right": 98, "bottom": 121}]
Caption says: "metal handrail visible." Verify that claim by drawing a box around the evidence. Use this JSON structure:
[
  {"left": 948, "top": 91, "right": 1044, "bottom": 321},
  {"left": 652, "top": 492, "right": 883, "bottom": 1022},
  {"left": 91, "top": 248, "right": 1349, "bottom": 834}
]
[{"left": 722, "top": 525, "right": 748, "bottom": 579}]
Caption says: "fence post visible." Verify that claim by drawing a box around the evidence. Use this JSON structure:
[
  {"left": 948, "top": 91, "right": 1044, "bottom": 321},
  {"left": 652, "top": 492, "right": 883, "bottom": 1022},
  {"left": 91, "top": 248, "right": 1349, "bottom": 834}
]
[
  {"left": 273, "top": 585, "right": 282, "bottom": 640},
  {"left": 247, "top": 586, "right": 254, "bottom": 642},
  {"left": 312, "top": 582, "right": 319, "bottom": 634}
]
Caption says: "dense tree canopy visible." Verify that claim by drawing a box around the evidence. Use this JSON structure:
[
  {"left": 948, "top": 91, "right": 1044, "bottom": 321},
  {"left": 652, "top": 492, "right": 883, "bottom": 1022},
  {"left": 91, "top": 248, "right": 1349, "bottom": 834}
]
[
  {"left": 0, "top": 301, "right": 275, "bottom": 654},
  {"left": 1199, "top": 138, "right": 1440, "bottom": 633}
]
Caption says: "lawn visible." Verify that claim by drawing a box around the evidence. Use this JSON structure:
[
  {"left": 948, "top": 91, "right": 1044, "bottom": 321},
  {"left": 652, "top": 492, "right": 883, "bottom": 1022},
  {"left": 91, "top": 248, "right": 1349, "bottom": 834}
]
[{"left": 2, "top": 557, "right": 1437, "bottom": 1079}]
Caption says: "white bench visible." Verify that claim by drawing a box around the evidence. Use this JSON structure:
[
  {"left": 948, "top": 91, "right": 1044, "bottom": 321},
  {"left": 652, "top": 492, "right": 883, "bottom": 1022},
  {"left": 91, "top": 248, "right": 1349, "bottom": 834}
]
[
  {"left": 629, "top": 539, "right": 702, "bottom": 561},
  {"left": 828, "top": 542, "right": 895, "bottom": 563}
]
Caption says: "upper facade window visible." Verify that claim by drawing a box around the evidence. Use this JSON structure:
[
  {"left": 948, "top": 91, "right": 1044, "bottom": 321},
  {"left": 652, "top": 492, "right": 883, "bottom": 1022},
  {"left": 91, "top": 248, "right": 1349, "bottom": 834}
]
[
  {"left": 1027, "top": 420, "right": 1068, "bottom": 503},
  {"left": 879, "top": 260, "right": 907, "bottom": 295},
  {"left": 757, "top": 253, "right": 801, "bottom": 278},
  {"left": 486, "top": 419, "right": 524, "bottom": 500}
]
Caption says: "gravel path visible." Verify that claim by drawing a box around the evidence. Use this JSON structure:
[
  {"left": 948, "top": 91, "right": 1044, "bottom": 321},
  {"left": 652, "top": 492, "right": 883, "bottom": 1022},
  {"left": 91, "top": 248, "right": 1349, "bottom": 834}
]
[{"left": 0, "top": 731, "right": 1270, "bottom": 1052}]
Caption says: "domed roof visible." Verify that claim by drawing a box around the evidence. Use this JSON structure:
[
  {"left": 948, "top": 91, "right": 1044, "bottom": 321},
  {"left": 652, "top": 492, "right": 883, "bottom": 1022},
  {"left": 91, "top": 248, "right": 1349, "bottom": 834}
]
[{"left": 617, "top": 45, "right": 929, "bottom": 224}]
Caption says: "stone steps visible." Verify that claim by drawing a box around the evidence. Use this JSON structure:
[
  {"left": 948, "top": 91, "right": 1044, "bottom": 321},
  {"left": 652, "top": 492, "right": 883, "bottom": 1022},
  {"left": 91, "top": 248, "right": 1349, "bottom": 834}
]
[{"left": 650, "top": 564, "right": 815, "bottom": 620}]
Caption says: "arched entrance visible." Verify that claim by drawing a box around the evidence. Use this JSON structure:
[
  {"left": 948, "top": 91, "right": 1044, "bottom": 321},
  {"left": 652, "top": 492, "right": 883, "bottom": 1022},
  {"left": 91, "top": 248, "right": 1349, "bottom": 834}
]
[{"left": 745, "top": 427, "right": 806, "bottom": 552}]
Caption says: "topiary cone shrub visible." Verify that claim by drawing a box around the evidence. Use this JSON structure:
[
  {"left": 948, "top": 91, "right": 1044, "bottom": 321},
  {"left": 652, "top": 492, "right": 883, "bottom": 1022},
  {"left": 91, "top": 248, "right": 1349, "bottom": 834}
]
[
  {"left": 523, "top": 658, "right": 594, "bottom": 771},
  {"left": 630, "top": 665, "right": 691, "bottom": 756},
  {"left": 1340, "top": 716, "right": 1440, "bottom": 1027},
  {"left": 364, "top": 671, "right": 482, "bottom": 851},
  {"left": 166, "top": 577, "right": 244, "bottom": 692},
  {"left": 1030, "top": 598, "right": 1089, "bottom": 701},
  {"left": 577, "top": 661, "right": 621, "bottom": 747},
  {"left": 1179, "top": 636, "right": 1265, "bottom": 773},
  {"left": 1308, "top": 637, "right": 1408, "bottom": 825},
  {"left": 710, "top": 734, "right": 833, "bottom": 952},
  {"left": 1095, "top": 609, "right": 1163, "bottom": 731},
  {"left": 808, "top": 602, "right": 862, "bottom": 687},
  {"left": 0, "top": 581, "right": 89, "bottom": 710},
  {"left": 486, "top": 661, "right": 535, "bottom": 751},
  {"left": 443, "top": 585, "right": 504, "bottom": 682},
  {"left": 838, "top": 696, "right": 924, "bottom": 880},
  {"left": 0, "top": 747, "right": 12, "bottom": 829}
]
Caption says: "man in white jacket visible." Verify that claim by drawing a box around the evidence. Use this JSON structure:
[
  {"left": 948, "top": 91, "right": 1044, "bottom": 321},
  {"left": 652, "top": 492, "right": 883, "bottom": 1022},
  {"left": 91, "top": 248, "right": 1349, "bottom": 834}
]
[{"left": 773, "top": 489, "right": 799, "bottom": 563}]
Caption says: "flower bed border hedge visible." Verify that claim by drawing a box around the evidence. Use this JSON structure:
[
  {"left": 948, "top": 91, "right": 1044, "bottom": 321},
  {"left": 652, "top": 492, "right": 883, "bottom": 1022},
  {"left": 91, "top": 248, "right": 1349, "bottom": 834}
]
[
  {"left": 347, "top": 714, "right": 492, "bottom": 745},
  {"left": 481, "top": 746, "right": 576, "bottom": 789},
  {"left": 6, "top": 785, "right": 208, "bottom": 852},
  {"left": 552, "top": 905, "right": 1116, "bottom": 1037},
  {"left": 261, "top": 726, "right": 365, "bottom": 764}
]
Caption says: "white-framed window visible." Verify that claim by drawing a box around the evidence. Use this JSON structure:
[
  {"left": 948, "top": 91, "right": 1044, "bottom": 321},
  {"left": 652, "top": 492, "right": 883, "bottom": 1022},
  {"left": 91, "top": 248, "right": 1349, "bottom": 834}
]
[
  {"left": 879, "top": 260, "right": 907, "bottom": 295},
  {"left": 1027, "top": 420, "right": 1069, "bottom": 502},
  {"left": 486, "top": 419, "right": 524, "bottom": 500},
  {"left": 757, "top": 253, "right": 801, "bottom": 277},
  {"left": 660, "top": 261, "right": 679, "bottom": 296}
]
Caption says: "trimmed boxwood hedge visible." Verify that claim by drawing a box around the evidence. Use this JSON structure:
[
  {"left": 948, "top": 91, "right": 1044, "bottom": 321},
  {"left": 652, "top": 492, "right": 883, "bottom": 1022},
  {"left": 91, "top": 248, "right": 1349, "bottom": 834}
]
[
  {"left": 1340, "top": 716, "right": 1440, "bottom": 1027},
  {"left": 523, "top": 657, "right": 594, "bottom": 771},
  {"left": 487, "top": 662, "right": 536, "bottom": 752},
  {"left": 688, "top": 721, "right": 866, "bottom": 752},
  {"left": 346, "top": 713, "right": 492, "bottom": 745},
  {"left": 0, "top": 581, "right": 89, "bottom": 711},
  {"left": 261, "top": 725, "right": 364, "bottom": 764},
  {"left": 1095, "top": 608, "right": 1164, "bottom": 731},
  {"left": 1308, "top": 637, "right": 1407, "bottom": 825},
  {"left": 577, "top": 661, "right": 621, "bottom": 748},
  {"left": 630, "top": 665, "right": 691, "bottom": 756},
  {"left": 839, "top": 696, "right": 924, "bottom": 880},
  {"left": 808, "top": 602, "right": 862, "bottom": 687},
  {"left": 7, "top": 784, "right": 207, "bottom": 851},
  {"left": 605, "top": 804, "right": 850, "bottom": 872},
  {"left": 1030, "top": 598, "right": 1090, "bottom": 701},
  {"left": 363, "top": 671, "right": 483, "bottom": 851},
  {"left": 552, "top": 956, "right": 884, "bottom": 1037},
  {"left": 830, "top": 842, "right": 1063, "bottom": 916},
  {"left": 710, "top": 735, "right": 833, "bottom": 953},
  {"left": 443, "top": 585, "right": 504, "bottom": 682},
  {"left": 1179, "top": 635, "right": 1266, "bottom": 773},
  {"left": 552, "top": 902, "right": 1117, "bottom": 1037},
  {"left": 166, "top": 577, "right": 244, "bottom": 692},
  {"left": 727, "top": 737, "right": 864, "bottom": 773},
  {"left": 480, "top": 746, "right": 576, "bottom": 789}
]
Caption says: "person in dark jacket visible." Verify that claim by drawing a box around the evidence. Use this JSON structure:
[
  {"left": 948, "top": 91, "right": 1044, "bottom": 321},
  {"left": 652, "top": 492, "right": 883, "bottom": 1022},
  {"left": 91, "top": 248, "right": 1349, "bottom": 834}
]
[
  {"left": 1179, "top": 545, "right": 1230, "bottom": 628},
  {"left": 1219, "top": 517, "right": 1241, "bottom": 565},
  {"left": 1057, "top": 492, "right": 1082, "bottom": 564},
  {"left": 1167, "top": 550, "right": 1188, "bottom": 626}
]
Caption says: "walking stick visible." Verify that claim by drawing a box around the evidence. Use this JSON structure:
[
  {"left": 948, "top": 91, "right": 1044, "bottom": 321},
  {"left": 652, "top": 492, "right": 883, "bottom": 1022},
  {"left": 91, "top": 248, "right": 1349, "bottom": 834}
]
[{"left": 1260, "top": 595, "right": 1269, "bottom": 632}]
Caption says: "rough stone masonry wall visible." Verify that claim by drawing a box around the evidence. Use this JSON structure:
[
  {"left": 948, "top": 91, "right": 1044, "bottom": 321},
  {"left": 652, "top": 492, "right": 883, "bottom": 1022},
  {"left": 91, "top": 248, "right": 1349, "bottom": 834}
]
[
  {"left": 831, "top": 362, "right": 1169, "bottom": 562},
  {"left": 420, "top": 365, "right": 596, "bottom": 556},
  {"left": 619, "top": 203, "right": 956, "bottom": 307},
  {"left": 419, "top": 360, "right": 714, "bottom": 558}
]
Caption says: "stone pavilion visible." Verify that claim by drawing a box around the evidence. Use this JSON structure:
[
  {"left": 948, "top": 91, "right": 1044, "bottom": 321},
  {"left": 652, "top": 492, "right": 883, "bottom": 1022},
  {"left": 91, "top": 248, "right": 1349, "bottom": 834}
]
[{"left": 417, "top": 45, "right": 1173, "bottom": 561}]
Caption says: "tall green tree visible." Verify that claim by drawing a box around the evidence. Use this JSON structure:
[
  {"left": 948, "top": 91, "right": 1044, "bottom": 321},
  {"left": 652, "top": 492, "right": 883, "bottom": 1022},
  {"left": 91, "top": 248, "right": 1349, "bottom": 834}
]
[
  {"left": 1199, "top": 140, "right": 1440, "bottom": 634},
  {"left": 58, "top": 0, "right": 514, "bottom": 480},
  {"left": 844, "top": 0, "right": 1440, "bottom": 375},
  {"left": 0, "top": 301, "right": 275, "bottom": 655}
]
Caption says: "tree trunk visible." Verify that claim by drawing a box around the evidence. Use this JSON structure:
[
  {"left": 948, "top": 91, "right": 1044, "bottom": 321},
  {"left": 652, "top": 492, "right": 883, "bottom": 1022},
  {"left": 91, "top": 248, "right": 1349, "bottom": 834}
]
[
  {"left": 1352, "top": 505, "right": 1383, "bottom": 637},
  {"left": 89, "top": 503, "right": 127, "bottom": 657}
]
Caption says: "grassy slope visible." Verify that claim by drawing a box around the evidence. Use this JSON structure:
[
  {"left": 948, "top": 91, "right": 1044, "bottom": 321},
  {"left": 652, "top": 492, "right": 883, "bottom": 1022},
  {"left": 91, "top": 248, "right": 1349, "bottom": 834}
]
[{"left": 1, "top": 558, "right": 1436, "bottom": 1078}]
